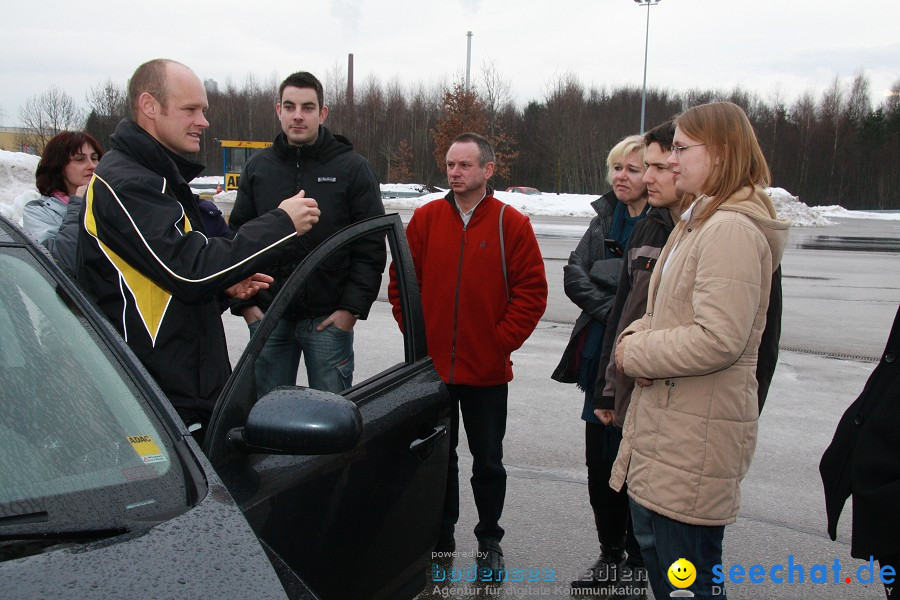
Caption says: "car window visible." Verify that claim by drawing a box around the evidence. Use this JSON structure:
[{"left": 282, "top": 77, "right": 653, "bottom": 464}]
[
  {"left": 0, "top": 250, "right": 189, "bottom": 533},
  {"left": 206, "top": 214, "right": 431, "bottom": 459}
]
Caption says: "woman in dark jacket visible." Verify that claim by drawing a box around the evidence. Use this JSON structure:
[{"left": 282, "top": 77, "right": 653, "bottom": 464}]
[
  {"left": 821, "top": 305, "right": 900, "bottom": 600},
  {"left": 552, "top": 134, "right": 649, "bottom": 588}
]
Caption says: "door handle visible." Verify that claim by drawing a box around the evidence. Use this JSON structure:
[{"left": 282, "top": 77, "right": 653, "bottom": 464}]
[{"left": 409, "top": 425, "right": 447, "bottom": 458}]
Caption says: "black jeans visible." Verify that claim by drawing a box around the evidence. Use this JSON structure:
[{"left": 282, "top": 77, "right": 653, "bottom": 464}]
[
  {"left": 440, "top": 384, "right": 508, "bottom": 543},
  {"left": 586, "top": 421, "right": 642, "bottom": 565}
]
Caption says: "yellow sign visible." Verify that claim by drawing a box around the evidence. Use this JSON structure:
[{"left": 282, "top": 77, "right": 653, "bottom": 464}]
[
  {"left": 225, "top": 173, "right": 240, "bottom": 191},
  {"left": 220, "top": 140, "right": 272, "bottom": 149},
  {"left": 127, "top": 435, "right": 167, "bottom": 464}
]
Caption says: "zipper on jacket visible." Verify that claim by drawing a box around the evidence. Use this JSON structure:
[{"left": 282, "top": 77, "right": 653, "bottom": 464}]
[
  {"left": 448, "top": 225, "right": 467, "bottom": 383},
  {"left": 295, "top": 148, "right": 303, "bottom": 193}
]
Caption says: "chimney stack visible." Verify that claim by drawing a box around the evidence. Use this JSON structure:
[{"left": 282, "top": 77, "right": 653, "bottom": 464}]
[{"left": 347, "top": 53, "right": 354, "bottom": 107}]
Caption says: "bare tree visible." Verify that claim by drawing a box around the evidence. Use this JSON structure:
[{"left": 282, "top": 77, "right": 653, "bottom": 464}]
[
  {"left": 819, "top": 76, "right": 846, "bottom": 190},
  {"left": 845, "top": 72, "right": 871, "bottom": 126},
  {"left": 18, "top": 86, "right": 84, "bottom": 152},
  {"left": 84, "top": 79, "right": 129, "bottom": 151},
  {"left": 56, "top": 66, "right": 899, "bottom": 208},
  {"left": 478, "top": 59, "right": 513, "bottom": 138}
]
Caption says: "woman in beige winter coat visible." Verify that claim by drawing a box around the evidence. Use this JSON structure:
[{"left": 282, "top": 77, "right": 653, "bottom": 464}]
[{"left": 609, "top": 102, "right": 790, "bottom": 600}]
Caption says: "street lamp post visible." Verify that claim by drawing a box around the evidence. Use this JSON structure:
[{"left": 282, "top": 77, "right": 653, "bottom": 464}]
[
  {"left": 466, "top": 31, "right": 473, "bottom": 91},
  {"left": 634, "top": 0, "right": 661, "bottom": 133}
]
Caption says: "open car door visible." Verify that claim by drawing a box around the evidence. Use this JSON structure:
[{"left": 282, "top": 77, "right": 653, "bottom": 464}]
[{"left": 204, "top": 214, "right": 450, "bottom": 600}]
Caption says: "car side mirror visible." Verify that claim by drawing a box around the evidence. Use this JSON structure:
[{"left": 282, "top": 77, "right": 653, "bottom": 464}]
[{"left": 226, "top": 387, "right": 362, "bottom": 455}]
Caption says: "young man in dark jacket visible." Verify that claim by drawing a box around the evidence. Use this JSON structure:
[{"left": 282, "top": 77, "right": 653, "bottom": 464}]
[
  {"left": 229, "top": 71, "right": 385, "bottom": 396},
  {"left": 595, "top": 122, "right": 678, "bottom": 428},
  {"left": 79, "top": 59, "right": 320, "bottom": 439}
]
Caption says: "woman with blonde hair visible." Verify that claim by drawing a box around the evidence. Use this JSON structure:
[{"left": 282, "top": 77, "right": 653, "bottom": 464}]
[
  {"left": 552, "top": 134, "right": 649, "bottom": 589},
  {"left": 610, "top": 101, "right": 790, "bottom": 599}
]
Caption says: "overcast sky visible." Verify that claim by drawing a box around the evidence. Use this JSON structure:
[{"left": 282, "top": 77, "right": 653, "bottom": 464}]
[{"left": 2, "top": 0, "right": 897, "bottom": 128}]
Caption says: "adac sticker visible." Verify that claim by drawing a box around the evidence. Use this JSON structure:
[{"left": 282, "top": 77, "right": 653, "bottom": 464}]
[{"left": 127, "top": 435, "right": 167, "bottom": 464}]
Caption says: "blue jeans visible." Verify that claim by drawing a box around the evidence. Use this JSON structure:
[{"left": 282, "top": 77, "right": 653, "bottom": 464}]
[
  {"left": 629, "top": 499, "right": 726, "bottom": 599},
  {"left": 248, "top": 316, "right": 354, "bottom": 396},
  {"left": 441, "top": 384, "right": 508, "bottom": 543}
]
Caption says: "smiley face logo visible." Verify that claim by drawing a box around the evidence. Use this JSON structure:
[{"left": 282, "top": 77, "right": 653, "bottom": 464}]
[{"left": 667, "top": 558, "right": 696, "bottom": 589}]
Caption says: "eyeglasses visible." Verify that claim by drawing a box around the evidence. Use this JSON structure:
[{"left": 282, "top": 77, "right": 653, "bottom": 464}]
[{"left": 670, "top": 143, "right": 705, "bottom": 156}]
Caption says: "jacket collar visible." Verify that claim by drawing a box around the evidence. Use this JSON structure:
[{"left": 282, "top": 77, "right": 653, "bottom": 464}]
[
  {"left": 272, "top": 125, "right": 353, "bottom": 164},
  {"left": 109, "top": 118, "right": 205, "bottom": 185},
  {"left": 647, "top": 205, "right": 675, "bottom": 230},
  {"left": 442, "top": 185, "right": 495, "bottom": 210},
  {"left": 591, "top": 190, "right": 618, "bottom": 217}
]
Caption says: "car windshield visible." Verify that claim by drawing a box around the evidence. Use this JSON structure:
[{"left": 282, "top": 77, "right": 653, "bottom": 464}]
[{"left": 0, "top": 250, "right": 189, "bottom": 539}]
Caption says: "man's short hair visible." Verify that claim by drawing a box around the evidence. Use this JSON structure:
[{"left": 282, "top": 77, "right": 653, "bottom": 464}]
[
  {"left": 644, "top": 120, "right": 676, "bottom": 153},
  {"left": 128, "top": 58, "right": 182, "bottom": 118},
  {"left": 451, "top": 132, "right": 496, "bottom": 167},
  {"left": 279, "top": 72, "right": 324, "bottom": 109}
]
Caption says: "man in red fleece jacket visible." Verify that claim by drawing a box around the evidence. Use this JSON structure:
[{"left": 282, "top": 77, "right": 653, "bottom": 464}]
[{"left": 389, "top": 132, "right": 547, "bottom": 579}]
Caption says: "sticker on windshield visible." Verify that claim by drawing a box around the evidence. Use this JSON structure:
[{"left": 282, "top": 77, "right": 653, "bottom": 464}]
[{"left": 127, "top": 435, "right": 167, "bottom": 464}]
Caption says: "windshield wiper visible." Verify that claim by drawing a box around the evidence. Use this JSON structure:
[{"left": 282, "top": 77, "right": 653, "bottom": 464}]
[
  {"left": 0, "top": 525, "right": 128, "bottom": 562},
  {"left": 0, "top": 511, "right": 48, "bottom": 527}
]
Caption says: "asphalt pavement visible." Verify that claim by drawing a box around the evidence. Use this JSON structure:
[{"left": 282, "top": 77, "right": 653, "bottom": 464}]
[{"left": 222, "top": 214, "right": 900, "bottom": 599}]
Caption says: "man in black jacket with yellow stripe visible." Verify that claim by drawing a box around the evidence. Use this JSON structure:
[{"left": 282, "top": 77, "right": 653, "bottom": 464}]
[
  {"left": 80, "top": 59, "right": 320, "bottom": 440},
  {"left": 228, "top": 71, "right": 385, "bottom": 396}
]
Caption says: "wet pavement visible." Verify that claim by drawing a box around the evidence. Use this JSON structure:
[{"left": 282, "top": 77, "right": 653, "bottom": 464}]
[{"left": 220, "top": 214, "right": 898, "bottom": 600}]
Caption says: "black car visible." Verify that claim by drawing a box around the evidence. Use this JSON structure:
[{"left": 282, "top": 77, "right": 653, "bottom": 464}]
[{"left": 0, "top": 214, "right": 450, "bottom": 599}]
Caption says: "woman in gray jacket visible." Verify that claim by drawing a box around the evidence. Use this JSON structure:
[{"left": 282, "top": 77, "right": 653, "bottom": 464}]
[
  {"left": 23, "top": 131, "right": 102, "bottom": 246},
  {"left": 552, "top": 134, "right": 649, "bottom": 589}
]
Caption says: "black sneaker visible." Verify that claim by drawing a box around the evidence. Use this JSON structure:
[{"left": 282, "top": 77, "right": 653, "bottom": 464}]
[{"left": 476, "top": 539, "right": 505, "bottom": 582}]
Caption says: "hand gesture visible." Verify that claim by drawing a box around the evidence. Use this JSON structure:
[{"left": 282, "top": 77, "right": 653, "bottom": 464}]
[
  {"left": 225, "top": 273, "right": 274, "bottom": 300},
  {"left": 278, "top": 190, "right": 320, "bottom": 234}
]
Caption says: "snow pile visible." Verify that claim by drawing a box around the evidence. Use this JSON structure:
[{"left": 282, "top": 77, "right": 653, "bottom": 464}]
[
  {"left": 383, "top": 185, "right": 836, "bottom": 226},
  {"left": 0, "top": 150, "right": 40, "bottom": 222},
  {"left": 381, "top": 188, "right": 599, "bottom": 218},
  {"left": 766, "top": 187, "right": 834, "bottom": 227},
  {"left": 813, "top": 205, "right": 900, "bottom": 221}
]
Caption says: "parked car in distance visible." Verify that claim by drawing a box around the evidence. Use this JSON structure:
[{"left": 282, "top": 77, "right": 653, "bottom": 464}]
[
  {"left": 380, "top": 183, "right": 433, "bottom": 199},
  {"left": 505, "top": 186, "right": 541, "bottom": 195},
  {"left": 190, "top": 181, "right": 221, "bottom": 199},
  {"left": 0, "top": 213, "right": 450, "bottom": 600}
]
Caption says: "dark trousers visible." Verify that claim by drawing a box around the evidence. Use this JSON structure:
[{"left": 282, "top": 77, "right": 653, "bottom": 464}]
[
  {"left": 586, "top": 421, "right": 642, "bottom": 565},
  {"left": 440, "top": 383, "right": 508, "bottom": 543},
  {"left": 630, "top": 499, "right": 726, "bottom": 600}
]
